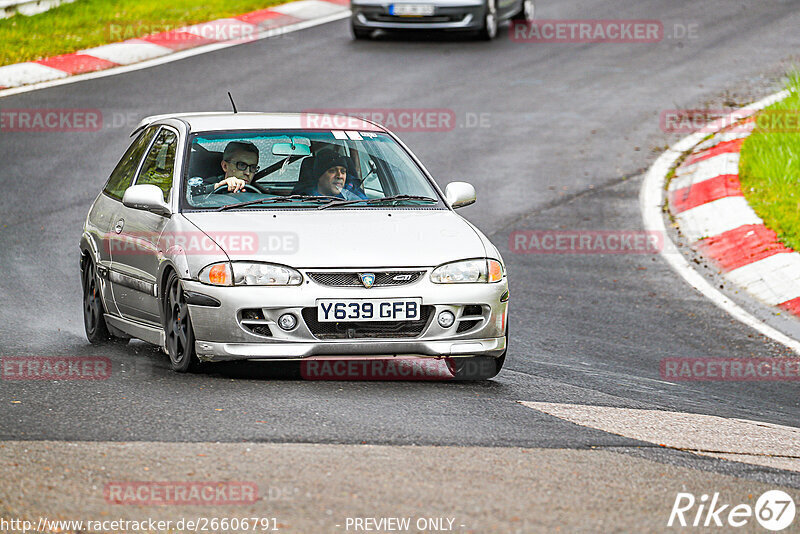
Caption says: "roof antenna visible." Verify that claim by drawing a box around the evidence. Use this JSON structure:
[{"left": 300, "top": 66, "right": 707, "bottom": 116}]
[{"left": 227, "top": 92, "right": 238, "bottom": 113}]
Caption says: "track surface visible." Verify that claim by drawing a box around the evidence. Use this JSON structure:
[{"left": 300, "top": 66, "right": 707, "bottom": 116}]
[{"left": 1, "top": 0, "right": 800, "bottom": 492}]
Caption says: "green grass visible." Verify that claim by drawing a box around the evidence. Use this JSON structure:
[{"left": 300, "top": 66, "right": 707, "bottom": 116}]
[
  {"left": 739, "top": 72, "right": 800, "bottom": 251},
  {"left": 0, "top": 0, "right": 284, "bottom": 67}
]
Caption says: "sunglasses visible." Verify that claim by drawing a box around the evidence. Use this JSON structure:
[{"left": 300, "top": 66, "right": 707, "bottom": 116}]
[{"left": 228, "top": 160, "right": 259, "bottom": 173}]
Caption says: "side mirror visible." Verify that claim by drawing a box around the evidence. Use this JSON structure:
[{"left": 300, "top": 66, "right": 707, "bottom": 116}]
[
  {"left": 122, "top": 184, "right": 171, "bottom": 217},
  {"left": 445, "top": 181, "right": 476, "bottom": 209}
]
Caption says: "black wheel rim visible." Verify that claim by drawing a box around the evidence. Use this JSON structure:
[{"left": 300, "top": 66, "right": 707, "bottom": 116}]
[
  {"left": 83, "top": 262, "right": 102, "bottom": 335},
  {"left": 166, "top": 278, "right": 189, "bottom": 365}
]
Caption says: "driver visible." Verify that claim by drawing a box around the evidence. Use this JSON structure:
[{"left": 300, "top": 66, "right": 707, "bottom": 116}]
[
  {"left": 309, "top": 150, "right": 367, "bottom": 200},
  {"left": 190, "top": 141, "right": 259, "bottom": 195}
]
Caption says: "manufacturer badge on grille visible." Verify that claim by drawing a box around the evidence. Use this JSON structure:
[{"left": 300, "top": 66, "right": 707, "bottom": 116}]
[{"left": 359, "top": 273, "right": 375, "bottom": 288}]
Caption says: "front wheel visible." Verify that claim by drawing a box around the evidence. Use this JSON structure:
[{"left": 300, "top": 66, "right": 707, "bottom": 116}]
[
  {"left": 512, "top": 0, "right": 534, "bottom": 21},
  {"left": 163, "top": 271, "right": 200, "bottom": 373},
  {"left": 477, "top": 0, "right": 498, "bottom": 40},
  {"left": 447, "top": 324, "right": 507, "bottom": 380},
  {"left": 352, "top": 21, "right": 372, "bottom": 40}
]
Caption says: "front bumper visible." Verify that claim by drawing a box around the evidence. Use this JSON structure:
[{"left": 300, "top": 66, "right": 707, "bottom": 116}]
[
  {"left": 350, "top": 5, "right": 486, "bottom": 31},
  {"left": 183, "top": 270, "right": 508, "bottom": 362}
]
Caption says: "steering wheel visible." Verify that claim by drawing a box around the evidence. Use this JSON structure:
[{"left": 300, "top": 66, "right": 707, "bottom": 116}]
[{"left": 212, "top": 183, "right": 262, "bottom": 194}]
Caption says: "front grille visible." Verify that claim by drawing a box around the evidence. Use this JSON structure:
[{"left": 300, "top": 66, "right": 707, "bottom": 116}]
[
  {"left": 301, "top": 306, "right": 433, "bottom": 339},
  {"left": 457, "top": 320, "right": 481, "bottom": 333},
  {"left": 307, "top": 271, "right": 425, "bottom": 287}
]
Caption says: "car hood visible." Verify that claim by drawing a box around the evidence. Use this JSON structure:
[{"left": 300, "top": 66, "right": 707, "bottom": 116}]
[{"left": 182, "top": 209, "right": 487, "bottom": 268}]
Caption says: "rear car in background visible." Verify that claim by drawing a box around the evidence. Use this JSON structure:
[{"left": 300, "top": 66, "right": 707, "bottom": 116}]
[{"left": 350, "top": 0, "right": 534, "bottom": 40}]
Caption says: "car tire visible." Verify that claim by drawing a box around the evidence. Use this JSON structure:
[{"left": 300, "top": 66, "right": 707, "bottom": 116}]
[
  {"left": 512, "top": 0, "right": 534, "bottom": 21},
  {"left": 477, "top": 0, "right": 498, "bottom": 40},
  {"left": 352, "top": 21, "right": 372, "bottom": 40},
  {"left": 447, "top": 323, "right": 507, "bottom": 380},
  {"left": 163, "top": 270, "right": 200, "bottom": 373},
  {"left": 82, "top": 256, "right": 128, "bottom": 345}
]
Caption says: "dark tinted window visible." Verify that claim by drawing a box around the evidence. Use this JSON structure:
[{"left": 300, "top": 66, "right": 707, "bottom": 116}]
[
  {"left": 103, "top": 126, "right": 158, "bottom": 200},
  {"left": 136, "top": 128, "right": 178, "bottom": 201}
]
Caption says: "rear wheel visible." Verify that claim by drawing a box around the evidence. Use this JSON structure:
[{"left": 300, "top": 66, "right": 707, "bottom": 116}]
[
  {"left": 82, "top": 257, "right": 128, "bottom": 345},
  {"left": 164, "top": 271, "right": 200, "bottom": 373}
]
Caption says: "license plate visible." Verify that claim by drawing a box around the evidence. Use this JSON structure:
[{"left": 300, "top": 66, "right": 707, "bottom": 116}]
[
  {"left": 390, "top": 3, "right": 434, "bottom": 16},
  {"left": 317, "top": 298, "right": 422, "bottom": 322}
]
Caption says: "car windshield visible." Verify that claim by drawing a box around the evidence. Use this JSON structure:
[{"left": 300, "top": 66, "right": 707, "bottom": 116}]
[{"left": 183, "top": 130, "right": 442, "bottom": 210}]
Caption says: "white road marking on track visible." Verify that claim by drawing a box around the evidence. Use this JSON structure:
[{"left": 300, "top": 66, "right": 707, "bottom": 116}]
[
  {"left": 519, "top": 401, "right": 800, "bottom": 472},
  {"left": 639, "top": 89, "right": 800, "bottom": 353},
  {"left": 0, "top": 9, "right": 350, "bottom": 99}
]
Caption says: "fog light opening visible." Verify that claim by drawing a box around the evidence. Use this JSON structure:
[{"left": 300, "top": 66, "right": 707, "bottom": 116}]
[
  {"left": 278, "top": 313, "right": 298, "bottom": 331},
  {"left": 438, "top": 310, "right": 456, "bottom": 328}
]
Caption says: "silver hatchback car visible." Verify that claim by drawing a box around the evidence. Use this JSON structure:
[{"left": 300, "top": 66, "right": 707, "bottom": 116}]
[{"left": 80, "top": 113, "right": 508, "bottom": 379}]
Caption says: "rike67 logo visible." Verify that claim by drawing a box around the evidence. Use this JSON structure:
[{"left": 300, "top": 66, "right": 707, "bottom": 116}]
[{"left": 668, "top": 490, "right": 796, "bottom": 531}]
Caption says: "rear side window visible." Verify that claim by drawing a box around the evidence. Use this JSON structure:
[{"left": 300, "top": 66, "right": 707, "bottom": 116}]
[
  {"left": 136, "top": 128, "right": 178, "bottom": 201},
  {"left": 103, "top": 126, "right": 158, "bottom": 200}
]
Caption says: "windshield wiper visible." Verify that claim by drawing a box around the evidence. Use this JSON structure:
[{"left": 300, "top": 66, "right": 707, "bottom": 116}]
[
  {"left": 316, "top": 195, "right": 438, "bottom": 210},
  {"left": 215, "top": 195, "right": 342, "bottom": 212}
]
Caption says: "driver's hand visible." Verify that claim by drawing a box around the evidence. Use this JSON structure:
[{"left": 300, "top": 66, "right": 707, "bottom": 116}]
[{"left": 216, "top": 177, "right": 246, "bottom": 192}]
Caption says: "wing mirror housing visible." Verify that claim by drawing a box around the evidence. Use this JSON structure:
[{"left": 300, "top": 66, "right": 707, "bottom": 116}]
[
  {"left": 122, "top": 184, "right": 172, "bottom": 217},
  {"left": 445, "top": 181, "right": 476, "bottom": 209}
]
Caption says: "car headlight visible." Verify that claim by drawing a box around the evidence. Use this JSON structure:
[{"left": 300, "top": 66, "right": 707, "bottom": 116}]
[
  {"left": 430, "top": 259, "right": 504, "bottom": 284},
  {"left": 199, "top": 262, "right": 302, "bottom": 286}
]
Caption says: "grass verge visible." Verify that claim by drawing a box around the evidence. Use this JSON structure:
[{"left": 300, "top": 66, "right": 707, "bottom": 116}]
[
  {"left": 739, "top": 72, "right": 800, "bottom": 250},
  {"left": 0, "top": 0, "right": 284, "bottom": 67}
]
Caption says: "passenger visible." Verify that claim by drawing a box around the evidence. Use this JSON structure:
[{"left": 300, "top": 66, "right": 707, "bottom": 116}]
[
  {"left": 190, "top": 141, "right": 259, "bottom": 195},
  {"left": 309, "top": 150, "right": 367, "bottom": 200}
]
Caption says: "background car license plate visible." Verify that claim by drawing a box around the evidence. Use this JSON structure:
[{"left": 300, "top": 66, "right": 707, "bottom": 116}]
[
  {"left": 390, "top": 4, "right": 435, "bottom": 16},
  {"left": 317, "top": 298, "right": 422, "bottom": 322}
]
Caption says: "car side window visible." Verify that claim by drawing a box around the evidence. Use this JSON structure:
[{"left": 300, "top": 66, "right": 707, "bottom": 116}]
[
  {"left": 103, "top": 126, "right": 158, "bottom": 201},
  {"left": 136, "top": 128, "right": 178, "bottom": 201}
]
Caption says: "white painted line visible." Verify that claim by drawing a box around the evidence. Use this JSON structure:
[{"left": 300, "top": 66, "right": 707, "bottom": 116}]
[
  {"left": 519, "top": 402, "right": 800, "bottom": 472},
  {"left": 78, "top": 40, "right": 173, "bottom": 66},
  {"left": 0, "top": 9, "right": 351, "bottom": 98},
  {"left": 675, "top": 197, "right": 762, "bottom": 243},
  {"left": 670, "top": 152, "right": 740, "bottom": 191},
  {"left": 0, "top": 62, "right": 67, "bottom": 87},
  {"left": 271, "top": 0, "right": 347, "bottom": 19},
  {"left": 639, "top": 89, "right": 800, "bottom": 354},
  {"left": 726, "top": 253, "right": 800, "bottom": 306}
]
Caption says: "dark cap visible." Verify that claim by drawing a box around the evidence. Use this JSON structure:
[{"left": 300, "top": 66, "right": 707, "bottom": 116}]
[{"left": 313, "top": 150, "right": 350, "bottom": 180}]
